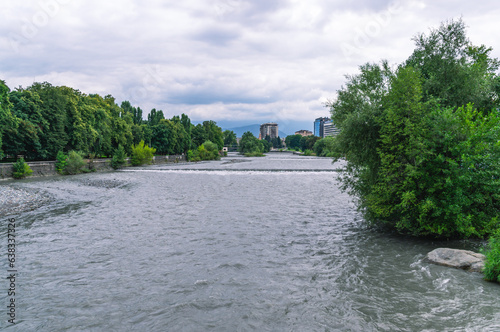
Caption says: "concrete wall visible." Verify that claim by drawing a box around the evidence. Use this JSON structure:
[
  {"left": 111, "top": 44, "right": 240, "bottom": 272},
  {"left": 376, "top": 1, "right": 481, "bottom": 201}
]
[{"left": 0, "top": 155, "right": 186, "bottom": 180}]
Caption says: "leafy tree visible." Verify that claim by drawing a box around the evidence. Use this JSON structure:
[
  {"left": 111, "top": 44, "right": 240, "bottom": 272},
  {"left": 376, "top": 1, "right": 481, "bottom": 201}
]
[
  {"left": 239, "top": 131, "right": 264, "bottom": 155},
  {"left": 65, "top": 150, "right": 87, "bottom": 175},
  {"left": 483, "top": 229, "right": 500, "bottom": 283},
  {"left": 299, "top": 135, "right": 320, "bottom": 151},
  {"left": 111, "top": 145, "right": 127, "bottom": 169},
  {"left": 191, "top": 124, "right": 207, "bottom": 147},
  {"left": 12, "top": 157, "right": 33, "bottom": 179},
  {"left": 147, "top": 108, "right": 164, "bottom": 126},
  {"left": 55, "top": 151, "right": 67, "bottom": 174},
  {"left": 329, "top": 19, "right": 500, "bottom": 238},
  {"left": 285, "top": 134, "right": 303, "bottom": 150},
  {"left": 313, "top": 136, "right": 336, "bottom": 157},
  {"left": 4, "top": 88, "right": 47, "bottom": 159},
  {"left": 203, "top": 120, "right": 224, "bottom": 150},
  {"left": 406, "top": 18, "right": 500, "bottom": 112},
  {"left": 131, "top": 140, "right": 156, "bottom": 166},
  {"left": 0, "top": 80, "right": 16, "bottom": 159},
  {"left": 271, "top": 136, "right": 282, "bottom": 149},
  {"left": 151, "top": 120, "right": 171, "bottom": 155},
  {"left": 223, "top": 130, "right": 237, "bottom": 147}
]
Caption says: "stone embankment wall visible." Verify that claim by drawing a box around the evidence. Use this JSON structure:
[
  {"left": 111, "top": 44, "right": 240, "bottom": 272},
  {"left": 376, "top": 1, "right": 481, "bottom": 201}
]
[{"left": 0, "top": 155, "right": 186, "bottom": 180}]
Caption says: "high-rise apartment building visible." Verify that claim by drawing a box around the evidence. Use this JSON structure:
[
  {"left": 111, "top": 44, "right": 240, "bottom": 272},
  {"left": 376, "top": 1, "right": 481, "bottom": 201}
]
[
  {"left": 260, "top": 123, "right": 279, "bottom": 139},
  {"left": 314, "top": 117, "right": 339, "bottom": 138},
  {"left": 314, "top": 117, "right": 330, "bottom": 137}
]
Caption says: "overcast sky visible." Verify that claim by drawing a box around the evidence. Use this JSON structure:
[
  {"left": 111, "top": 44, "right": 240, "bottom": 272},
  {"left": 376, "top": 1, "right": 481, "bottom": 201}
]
[{"left": 1, "top": 1, "right": 499, "bottom": 131}]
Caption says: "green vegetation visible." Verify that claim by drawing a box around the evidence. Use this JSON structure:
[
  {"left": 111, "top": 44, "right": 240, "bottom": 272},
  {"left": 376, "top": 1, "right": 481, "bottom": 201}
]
[
  {"left": 483, "top": 230, "right": 500, "bottom": 282},
  {"left": 302, "top": 149, "right": 315, "bottom": 156},
  {"left": 0, "top": 81, "right": 226, "bottom": 167},
  {"left": 55, "top": 151, "right": 67, "bottom": 174},
  {"left": 223, "top": 130, "right": 237, "bottom": 147},
  {"left": 12, "top": 157, "right": 33, "bottom": 179},
  {"left": 285, "top": 134, "right": 320, "bottom": 152},
  {"left": 65, "top": 150, "right": 87, "bottom": 175},
  {"left": 131, "top": 140, "right": 156, "bottom": 166},
  {"left": 238, "top": 131, "right": 267, "bottom": 156},
  {"left": 188, "top": 140, "right": 221, "bottom": 162},
  {"left": 328, "top": 19, "right": 500, "bottom": 239},
  {"left": 111, "top": 145, "right": 127, "bottom": 169},
  {"left": 313, "top": 137, "right": 336, "bottom": 157}
]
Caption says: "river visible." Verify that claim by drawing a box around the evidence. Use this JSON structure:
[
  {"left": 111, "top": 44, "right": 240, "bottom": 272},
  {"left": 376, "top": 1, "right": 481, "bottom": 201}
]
[{"left": 2, "top": 152, "right": 500, "bottom": 331}]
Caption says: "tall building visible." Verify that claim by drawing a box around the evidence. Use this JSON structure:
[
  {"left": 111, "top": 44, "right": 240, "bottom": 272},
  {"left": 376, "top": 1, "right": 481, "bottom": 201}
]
[
  {"left": 314, "top": 117, "right": 330, "bottom": 137},
  {"left": 323, "top": 120, "right": 340, "bottom": 137},
  {"left": 260, "top": 123, "right": 279, "bottom": 139}
]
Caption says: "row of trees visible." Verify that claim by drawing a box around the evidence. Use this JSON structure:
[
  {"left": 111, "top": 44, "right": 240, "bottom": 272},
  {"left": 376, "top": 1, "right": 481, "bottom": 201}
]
[
  {"left": 328, "top": 19, "right": 500, "bottom": 239},
  {"left": 0, "top": 81, "right": 229, "bottom": 161},
  {"left": 285, "top": 134, "right": 320, "bottom": 152}
]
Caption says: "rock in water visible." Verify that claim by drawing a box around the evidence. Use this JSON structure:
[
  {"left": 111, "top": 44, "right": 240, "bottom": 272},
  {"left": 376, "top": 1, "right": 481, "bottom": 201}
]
[{"left": 426, "top": 248, "right": 485, "bottom": 272}]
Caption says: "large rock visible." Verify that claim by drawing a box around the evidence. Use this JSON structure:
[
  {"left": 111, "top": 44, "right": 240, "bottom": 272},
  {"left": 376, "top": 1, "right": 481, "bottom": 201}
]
[{"left": 426, "top": 248, "right": 486, "bottom": 272}]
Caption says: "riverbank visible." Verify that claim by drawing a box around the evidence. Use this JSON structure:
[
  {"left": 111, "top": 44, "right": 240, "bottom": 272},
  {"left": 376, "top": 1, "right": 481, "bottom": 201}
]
[{"left": 0, "top": 154, "right": 186, "bottom": 180}]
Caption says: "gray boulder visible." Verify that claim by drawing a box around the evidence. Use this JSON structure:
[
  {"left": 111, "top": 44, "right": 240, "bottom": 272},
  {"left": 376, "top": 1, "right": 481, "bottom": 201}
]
[{"left": 426, "top": 248, "right": 485, "bottom": 272}]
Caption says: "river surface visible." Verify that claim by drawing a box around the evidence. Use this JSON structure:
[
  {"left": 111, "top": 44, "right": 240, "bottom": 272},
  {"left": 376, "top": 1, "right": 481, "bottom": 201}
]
[{"left": 2, "top": 153, "right": 500, "bottom": 331}]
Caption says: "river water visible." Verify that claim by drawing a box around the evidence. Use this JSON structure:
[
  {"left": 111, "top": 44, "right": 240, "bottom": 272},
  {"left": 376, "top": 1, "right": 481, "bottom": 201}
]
[{"left": 2, "top": 153, "right": 500, "bottom": 331}]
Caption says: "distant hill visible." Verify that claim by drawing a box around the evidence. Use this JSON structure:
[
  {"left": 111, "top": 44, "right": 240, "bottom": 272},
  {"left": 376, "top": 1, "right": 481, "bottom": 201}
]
[{"left": 223, "top": 124, "right": 289, "bottom": 138}]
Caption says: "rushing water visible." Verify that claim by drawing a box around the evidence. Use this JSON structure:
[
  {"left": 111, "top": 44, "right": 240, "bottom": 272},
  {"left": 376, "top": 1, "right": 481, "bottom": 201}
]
[{"left": 2, "top": 153, "right": 500, "bottom": 331}]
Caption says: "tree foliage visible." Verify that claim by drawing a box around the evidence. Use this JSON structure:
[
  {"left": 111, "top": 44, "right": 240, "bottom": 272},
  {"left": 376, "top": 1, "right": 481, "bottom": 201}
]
[
  {"left": 328, "top": 19, "right": 500, "bottom": 238},
  {"left": 12, "top": 157, "right": 33, "bottom": 179},
  {"left": 239, "top": 131, "right": 265, "bottom": 155},
  {"left": 131, "top": 140, "right": 156, "bottom": 166},
  {"left": 0, "top": 79, "right": 225, "bottom": 164}
]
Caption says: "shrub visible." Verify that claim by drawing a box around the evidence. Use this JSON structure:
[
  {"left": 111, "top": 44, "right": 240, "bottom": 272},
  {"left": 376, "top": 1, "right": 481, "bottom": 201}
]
[
  {"left": 131, "top": 140, "right": 156, "bottom": 166},
  {"left": 201, "top": 140, "right": 220, "bottom": 160},
  {"left": 111, "top": 145, "right": 127, "bottom": 169},
  {"left": 303, "top": 149, "right": 316, "bottom": 156},
  {"left": 12, "top": 158, "right": 33, "bottom": 179},
  {"left": 55, "top": 151, "right": 67, "bottom": 174},
  {"left": 65, "top": 150, "right": 86, "bottom": 175},
  {"left": 483, "top": 230, "right": 500, "bottom": 283}
]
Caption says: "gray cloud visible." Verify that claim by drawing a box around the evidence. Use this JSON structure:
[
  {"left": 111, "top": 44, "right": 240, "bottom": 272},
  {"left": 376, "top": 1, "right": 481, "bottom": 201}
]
[{"left": 1, "top": 0, "right": 499, "bottom": 131}]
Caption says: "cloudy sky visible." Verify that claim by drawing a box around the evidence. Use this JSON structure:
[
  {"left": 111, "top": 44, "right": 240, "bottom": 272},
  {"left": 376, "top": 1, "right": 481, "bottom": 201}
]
[{"left": 1, "top": 0, "right": 499, "bottom": 132}]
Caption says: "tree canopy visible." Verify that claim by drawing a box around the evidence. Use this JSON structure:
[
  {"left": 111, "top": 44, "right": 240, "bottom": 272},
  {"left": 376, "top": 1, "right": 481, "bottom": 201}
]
[
  {"left": 0, "top": 81, "right": 224, "bottom": 161},
  {"left": 328, "top": 19, "right": 500, "bottom": 238}
]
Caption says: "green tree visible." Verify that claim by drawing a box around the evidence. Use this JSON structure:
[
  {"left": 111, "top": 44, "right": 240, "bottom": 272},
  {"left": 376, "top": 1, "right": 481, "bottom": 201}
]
[
  {"left": 12, "top": 157, "right": 33, "bottom": 179},
  {"left": 203, "top": 120, "right": 224, "bottom": 150},
  {"left": 313, "top": 136, "right": 336, "bottom": 157},
  {"left": 239, "top": 131, "right": 264, "bottom": 155},
  {"left": 285, "top": 134, "right": 303, "bottom": 150},
  {"left": 131, "top": 140, "right": 156, "bottom": 166},
  {"left": 191, "top": 124, "right": 207, "bottom": 147},
  {"left": 111, "top": 145, "right": 127, "bottom": 169},
  {"left": 0, "top": 80, "right": 16, "bottom": 159},
  {"left": 406, "top": 18, "right": 499, "bottom": 112},
  {"left": 65, "top": 150, "right": 87, "bottom": 175},
  {"left": 55, "top": 151, "right": 67, "bottom": 174},
  {"left": 328, "top": 20, "right": 500, "bottom": 238},
  {"left": 223, "top": 130, "right": 237, "bottom": 147}
]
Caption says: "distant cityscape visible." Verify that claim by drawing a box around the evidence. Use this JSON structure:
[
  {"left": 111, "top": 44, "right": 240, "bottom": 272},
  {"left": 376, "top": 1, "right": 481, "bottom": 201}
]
[{"left": 257, "top": 117, "right": 339, "bottom": 140}]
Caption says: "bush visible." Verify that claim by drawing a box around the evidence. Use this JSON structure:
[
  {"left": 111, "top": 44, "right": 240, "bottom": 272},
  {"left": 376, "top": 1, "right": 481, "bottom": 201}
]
[
  {"left": 131, "top": 140, "right": 156, "bottom": 166},
  {"left": 65, "top": 150, "right": 86, "bottom": 175},
  {"left": 111, "top": 145, "right": 127, "bottom": 169},
  {"left": 303, "top": 149, "right": 315, "bottom": 156},
  {"left": 12, "top": 158, "right": 33, "bottom": 179},
  {"left": 483, "top": 229, "right": 500, "bottom": 283},
  {"left": 55, "top": 151, "right": 67, "bottom": 174}
]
